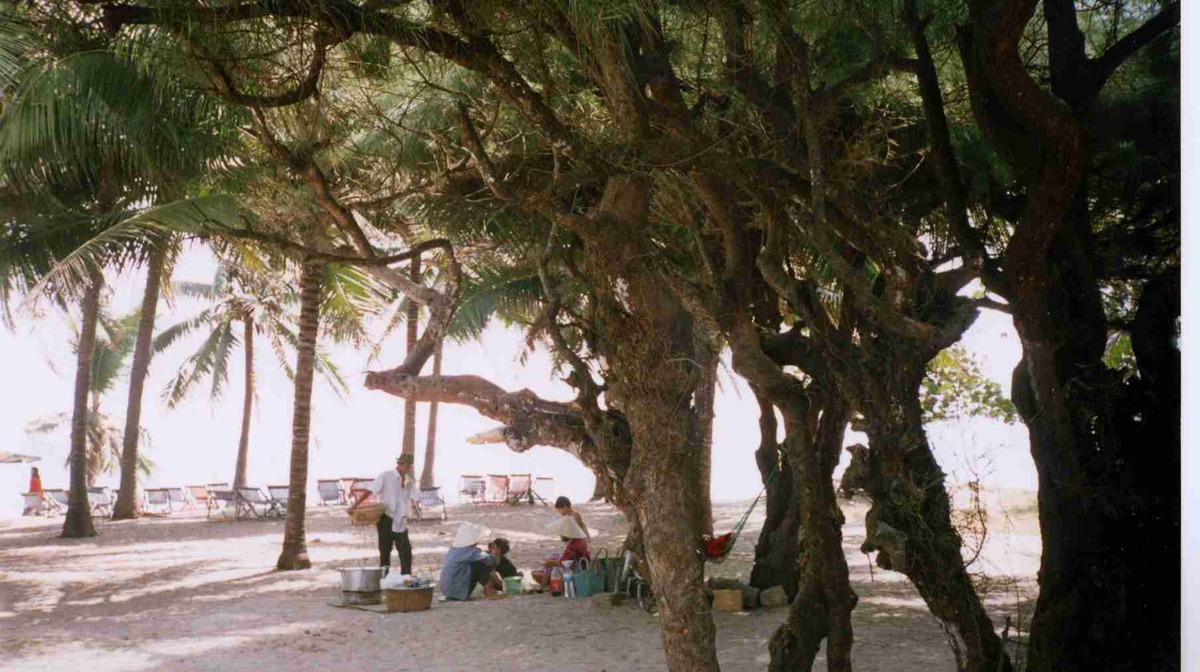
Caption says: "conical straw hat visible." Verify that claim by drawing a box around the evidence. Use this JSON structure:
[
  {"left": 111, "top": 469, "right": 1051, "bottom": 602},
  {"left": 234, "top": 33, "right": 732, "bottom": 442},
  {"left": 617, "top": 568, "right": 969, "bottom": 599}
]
[
  {"left": 452, "top": 521, "right": 491, "bottom": 548},
  {"left": 549, "top": 516, "right": 587, "bottom": 539}
]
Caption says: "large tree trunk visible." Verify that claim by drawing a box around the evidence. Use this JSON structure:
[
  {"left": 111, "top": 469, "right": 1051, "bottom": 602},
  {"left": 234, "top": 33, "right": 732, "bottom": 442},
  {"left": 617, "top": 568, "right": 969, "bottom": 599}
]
[
  {"left": 401, "top": 254, "right": 421, "bottom": 460},
  {"left": 276, "top": 260, "right": 321, "bottom": 571},
  {"left": 112, "top": 246, "right": 166, "bottom": 520},
  {"left": 418, "top": 340, "right": 441, "bottom": 489},
  {"left": 749, "top": 392, "right": 801, "bottom": 598},
  {"left": 233, "top": 316, "right": 254, "bottom": 490},
  {"left": 768, "top": 394, "right": 855, "bottom": 672},
  {"left": 63, "top": 268, "right": 102, "bottom": 538},
  {"left": 625, "top": 388, "right": 718, "bottom": 672},
  {"left": 857, "top": 361, "right": 1010, "bottom": 672}
]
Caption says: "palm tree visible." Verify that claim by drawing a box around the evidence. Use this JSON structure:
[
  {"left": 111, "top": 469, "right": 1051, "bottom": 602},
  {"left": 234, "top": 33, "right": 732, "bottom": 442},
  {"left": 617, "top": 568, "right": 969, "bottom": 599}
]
[
  {"left": 418, "top": 341, "right": 442, "bottom": 490},
  {"left": 155, "top": 262, "right": 347, "bottom": 491},
  {"left": 276, "top": 259, "right": 322, "bottom": 571}
]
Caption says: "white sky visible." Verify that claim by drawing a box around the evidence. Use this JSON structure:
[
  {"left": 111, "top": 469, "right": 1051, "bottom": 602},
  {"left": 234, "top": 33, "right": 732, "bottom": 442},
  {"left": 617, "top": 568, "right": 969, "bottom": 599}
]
[{"left": 0, "top": 242, "right": 1033, "bottom": 517}]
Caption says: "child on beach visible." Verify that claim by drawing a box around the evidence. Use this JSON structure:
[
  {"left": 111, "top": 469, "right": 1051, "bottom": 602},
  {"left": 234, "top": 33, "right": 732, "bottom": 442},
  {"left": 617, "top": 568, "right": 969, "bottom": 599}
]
[{"left": 554, "top": 496, "right": 590, "bottom": 538}]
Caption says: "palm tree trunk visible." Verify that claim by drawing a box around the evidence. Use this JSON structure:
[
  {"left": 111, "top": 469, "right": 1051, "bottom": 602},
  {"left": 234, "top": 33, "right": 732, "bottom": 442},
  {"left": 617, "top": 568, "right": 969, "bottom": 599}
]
[
  {"left": 113, "top": 246, "right": 166, "bottom": 520},
  {"left": 401, "top": 254, "right": 421, "bottom": 460},
  {"left": 63, "top": 268, "right": 102, "bottom": 538},
  {"left": 233, "top": 316, "right": 254, "bottom": 490},
  {"left": 276, "top": 261, "right": 322, "bottom": 571},
  {"left": 418, "top": 340, "right": 441, "bottom": 489}
]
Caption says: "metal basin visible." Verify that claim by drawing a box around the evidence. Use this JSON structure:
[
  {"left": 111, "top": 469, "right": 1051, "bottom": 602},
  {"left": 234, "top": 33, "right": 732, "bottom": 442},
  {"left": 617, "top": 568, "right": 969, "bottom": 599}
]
[{"left": 339, "top": 566, "right": 383, "bottom": 593}]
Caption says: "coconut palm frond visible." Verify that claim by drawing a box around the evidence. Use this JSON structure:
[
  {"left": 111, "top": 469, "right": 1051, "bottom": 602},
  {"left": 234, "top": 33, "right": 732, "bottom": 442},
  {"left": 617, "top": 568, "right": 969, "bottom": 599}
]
[
  {"left": 153, "top": 308, "right": 217, "bottom": 353},
  {"left": 313, "top": 350, "right": 349, "bottom": 400},
  {"left": 207, "top": 321, "right": 239, "bottom": 402},
  {"left": 161, "top": 324, "right": 228, "bottom": 408}
]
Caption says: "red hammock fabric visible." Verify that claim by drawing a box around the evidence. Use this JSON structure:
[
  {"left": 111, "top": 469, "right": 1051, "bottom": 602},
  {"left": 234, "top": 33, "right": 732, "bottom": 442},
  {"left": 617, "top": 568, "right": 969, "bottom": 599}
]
[{"left": 704, "top": 533, "right": 734, "bottom": 560}]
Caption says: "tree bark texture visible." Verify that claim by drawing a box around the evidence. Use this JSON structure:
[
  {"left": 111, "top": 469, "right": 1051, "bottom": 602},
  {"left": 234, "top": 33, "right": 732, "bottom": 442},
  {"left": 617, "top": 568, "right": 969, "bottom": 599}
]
[
  {"left": 856, "top": 359, "right": 1010, "bottom": 672},
  {"left": 418, "top": 340, "right": 441, "bottom": 490},
  {"left": 276, "top": 260, "right": 321, "bottom": 571},
  {"left": 401, "top": 254, "right": 421, "bottom": 460},
  {"left": 749, "top": 392, "right": 801, "bottom": 599},
  {"left": 570, "top": 176, "right": 719, "bottom": 672},
  {"left": 112, "top": 246, "right": 166, "bottom": 520},
  {"left": 693, "top": 345, "right": 718, "bottom": 536},
  {"left": 768, "top": 395, "right": 855, "bottom": 672},
  {"left": 233, "top": 316, "right": 254, "bottom": 490},
  {"left": 63, "top": 268, "right": 102, "bottom": 538},
  {"left": 958, "top": 3, "right": 1180, "bottom": 668}
]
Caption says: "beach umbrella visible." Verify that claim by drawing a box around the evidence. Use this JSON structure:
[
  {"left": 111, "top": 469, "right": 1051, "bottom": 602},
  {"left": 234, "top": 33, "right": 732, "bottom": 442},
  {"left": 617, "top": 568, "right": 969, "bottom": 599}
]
[{"left": 0, "top": 452, "right": 41, "bottom": 464}]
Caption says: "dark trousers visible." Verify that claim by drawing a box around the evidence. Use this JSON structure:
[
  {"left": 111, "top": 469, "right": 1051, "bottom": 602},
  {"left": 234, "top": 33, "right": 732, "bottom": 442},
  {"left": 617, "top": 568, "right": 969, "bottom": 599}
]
[{"left": 377, "top": 514, "right": 412, "bottom": 574}]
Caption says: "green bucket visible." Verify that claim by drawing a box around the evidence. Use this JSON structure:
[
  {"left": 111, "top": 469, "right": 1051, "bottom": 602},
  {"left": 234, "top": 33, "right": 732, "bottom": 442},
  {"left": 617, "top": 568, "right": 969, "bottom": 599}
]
[{"left": 503, "top": 576, "right": 522, "bottom": 595}]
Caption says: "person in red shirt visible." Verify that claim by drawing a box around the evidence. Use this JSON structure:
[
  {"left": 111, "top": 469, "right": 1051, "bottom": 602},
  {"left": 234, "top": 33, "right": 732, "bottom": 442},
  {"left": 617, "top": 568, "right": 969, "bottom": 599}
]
[
  {"left": 28, "top": 467, "right": 43, "bottom": 494},
  {"left": 532, "top": 516, "right": 590, "bottom": 589}
]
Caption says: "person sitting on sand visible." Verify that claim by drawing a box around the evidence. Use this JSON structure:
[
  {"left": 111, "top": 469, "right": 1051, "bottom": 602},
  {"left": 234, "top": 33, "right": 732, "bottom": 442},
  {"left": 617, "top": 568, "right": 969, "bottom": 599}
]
[
  {"left": 532, "top": 517, "right": 590, "bottom": 588},
  {"left": 554, "top": 496, "right": 590, "bottom": 539},
  {"left": 489, "top": 537, "right": 520, "bottom": 579},
  {"left": 440, "top": 522, "right": 504, "bottom": 600}
]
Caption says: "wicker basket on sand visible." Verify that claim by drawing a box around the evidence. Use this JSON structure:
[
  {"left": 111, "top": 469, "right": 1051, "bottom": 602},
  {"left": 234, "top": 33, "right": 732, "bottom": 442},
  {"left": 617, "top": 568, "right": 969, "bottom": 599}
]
[
  {"left": 385, "top": 587, "right": 434, "bottom": 613},
  {"left": 349, "top": 503, "right": 386, "bottom": 526}
]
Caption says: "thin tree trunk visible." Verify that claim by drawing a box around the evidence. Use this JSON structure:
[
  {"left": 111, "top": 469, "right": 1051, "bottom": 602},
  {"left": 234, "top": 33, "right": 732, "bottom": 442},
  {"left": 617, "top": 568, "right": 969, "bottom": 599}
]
[
  {"left": 63, "top": 267, "right": 102, "bottom": 538},
  {"left": 694, "top": 347, "right": 718, "bottom": 536},
  {"left": 749, "top": 392, "right": 801, "bottom": 598},
  {"left": 401, "top": 254, "right": 420, "bottom": 460},
  {"left": 112, "top": 246, "right": 166, "bottom": 520},
  {"left": 418, "top": 340, "right": 441, "bottom": 489},
  {"left": 233, "top": 316, "right": 254, "bottom": 490},
  {"left": 276, "top": 261, "right": 321, "bottom": 571},
  {"left": 768, "top": 395, "right": 856, "bottom": 672}
]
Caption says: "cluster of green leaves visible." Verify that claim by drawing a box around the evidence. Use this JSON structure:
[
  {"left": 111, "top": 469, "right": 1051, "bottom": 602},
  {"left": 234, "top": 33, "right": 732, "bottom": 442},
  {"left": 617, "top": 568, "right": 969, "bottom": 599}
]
[{"left": 920, "top": 345, "right": 1017, "bottom": 424}]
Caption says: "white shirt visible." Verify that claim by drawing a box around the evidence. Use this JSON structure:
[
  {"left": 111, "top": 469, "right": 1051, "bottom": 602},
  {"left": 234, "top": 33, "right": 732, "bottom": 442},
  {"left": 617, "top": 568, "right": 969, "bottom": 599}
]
[{"left": 369, "top": 470, "right": 417, "bottom": 533}]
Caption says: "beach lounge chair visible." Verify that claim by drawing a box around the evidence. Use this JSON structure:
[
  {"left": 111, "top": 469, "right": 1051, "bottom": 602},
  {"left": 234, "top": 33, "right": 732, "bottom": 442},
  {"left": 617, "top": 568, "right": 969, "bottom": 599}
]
[
  {"left": 317, "top": 479, "right": 344, "bottom": 506},
  {"left": 414, "top": 487, "right": 447, "bottom": 522},
  {"left": 506, "top": 474, "right": 533, "bottom": 505},
  {"left": 165, "top": 487, "right": 194, "bottom": 512},
  {"left": 534, "top": 477, "right": 555, "bottom": 504},
  {"left": 207, "top": 488, "right": 236, "bottom": 520},
  {"left": 267, "top": 485, "right": 289, "bottom": 513},
  {"left": 187, "top": 485, "right": 211, "bottom": 510},
  {"left": 237, "top": 487, "right": 284, "bottom": 519},
  {"left": 41, "top": 488, "right": 70, "bottom": 514},
  {"left": 485, "top": 474, "right": 509, "bottom": 504},
  {"left": 21, "top": 492, "right": 52, "bottom": 516},
  {"left": 144, "top": 488, "right": 171, "bottom": 514},
  {"left": 87, "top": 487, "right": 113, "bottom": 516},
  {"left": 458, "top": 475, "right": 484, "bottom": 504}
]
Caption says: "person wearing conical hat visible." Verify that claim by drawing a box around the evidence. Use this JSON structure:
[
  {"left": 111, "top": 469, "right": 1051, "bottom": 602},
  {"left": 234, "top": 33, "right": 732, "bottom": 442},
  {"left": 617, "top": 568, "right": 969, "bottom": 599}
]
[
  {"left": 439, "top": 521, "right": 504, "bottom": 600},
  {"left": 532, "top": 516, "right": 590, "bottom": 588},
  {"left": 348, "top": 454, "right": 418, "bottom": 575}
]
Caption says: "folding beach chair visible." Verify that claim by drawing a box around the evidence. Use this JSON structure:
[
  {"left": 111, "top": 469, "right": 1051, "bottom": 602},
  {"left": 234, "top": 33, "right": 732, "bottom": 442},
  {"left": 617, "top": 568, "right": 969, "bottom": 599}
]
[
  {"left": 21, "top": 492, "right": 52, "bottom": 516},
  {"left": 414, "top": 487, "right": 447, "bottom": 522},
  {"left": 237, "top": 487, "right": 284, "bottom": 519},
  {"left": 165, "top": 487, "right": 194, "bottom": 512},
  {"left": 267, "top": 485, "right": 290, "bottom": 514},
  {"left": 187, "top": 485, "right": 211, "bottom": 511},
  {"left": 144, "top": 488, "right": 171, "bottom": 514},
  {"left": 485, "top": 474, "right": 509, "bottom": 504},
  {"left": 533, "top": 477, "right": 555, "bottom": 505},
  {"left": 458, "top": 475, "right": 484, "bottom": 504},
  {"left": 87, "top": 487, "right": 113, "bottom": 516},
  {"left": 44, "top": 488, "right": 70, "bottom": 512},
  {"left": 207, "top": 488, "right": 236, "bottom": 520},
  {"left": 316, "top": 479, "right": 344, "bottom": 506},
  {"left": 506, "top": 474, "right": 533, "bottom": 505}
]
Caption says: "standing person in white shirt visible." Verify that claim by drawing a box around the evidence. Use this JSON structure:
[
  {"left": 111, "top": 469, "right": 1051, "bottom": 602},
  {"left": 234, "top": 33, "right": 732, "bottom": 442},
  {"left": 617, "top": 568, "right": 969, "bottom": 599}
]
[{"left": 348, "top": 454, "right": 418, "bottom": 575}]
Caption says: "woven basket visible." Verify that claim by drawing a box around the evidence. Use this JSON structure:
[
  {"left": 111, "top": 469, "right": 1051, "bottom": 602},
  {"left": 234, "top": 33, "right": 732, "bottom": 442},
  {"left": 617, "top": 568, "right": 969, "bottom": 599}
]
[
  {"left": 384, "top": 587, "right": 434, "bottom": 613},
  {"left": 348, "top": 503, "right": 386, "bottom": 526}
]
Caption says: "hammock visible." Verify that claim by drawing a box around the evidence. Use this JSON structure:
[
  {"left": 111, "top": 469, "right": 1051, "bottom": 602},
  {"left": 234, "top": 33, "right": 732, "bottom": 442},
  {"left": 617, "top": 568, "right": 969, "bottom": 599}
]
[{"left": 705, "top": 466, "right": 779, "bottom": 565}]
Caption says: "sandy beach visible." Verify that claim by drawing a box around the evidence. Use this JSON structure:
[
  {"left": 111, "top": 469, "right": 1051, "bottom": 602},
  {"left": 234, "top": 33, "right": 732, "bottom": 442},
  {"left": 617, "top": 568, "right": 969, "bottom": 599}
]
[{"left": 0, "top": 493, "right": 1039, "bottom": 671}]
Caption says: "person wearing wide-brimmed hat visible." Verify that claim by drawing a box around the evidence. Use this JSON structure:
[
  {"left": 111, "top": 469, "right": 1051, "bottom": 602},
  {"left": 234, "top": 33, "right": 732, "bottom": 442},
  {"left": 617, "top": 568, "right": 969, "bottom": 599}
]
[
  {"left": 439, "top": 521, "right": 503, "bottom": 600},
  {"left": 349, "top": 454, "right": 418, "bottom": 575},
  {"left": 532, "top": 516, "right": 590, "bottom": 588}
]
